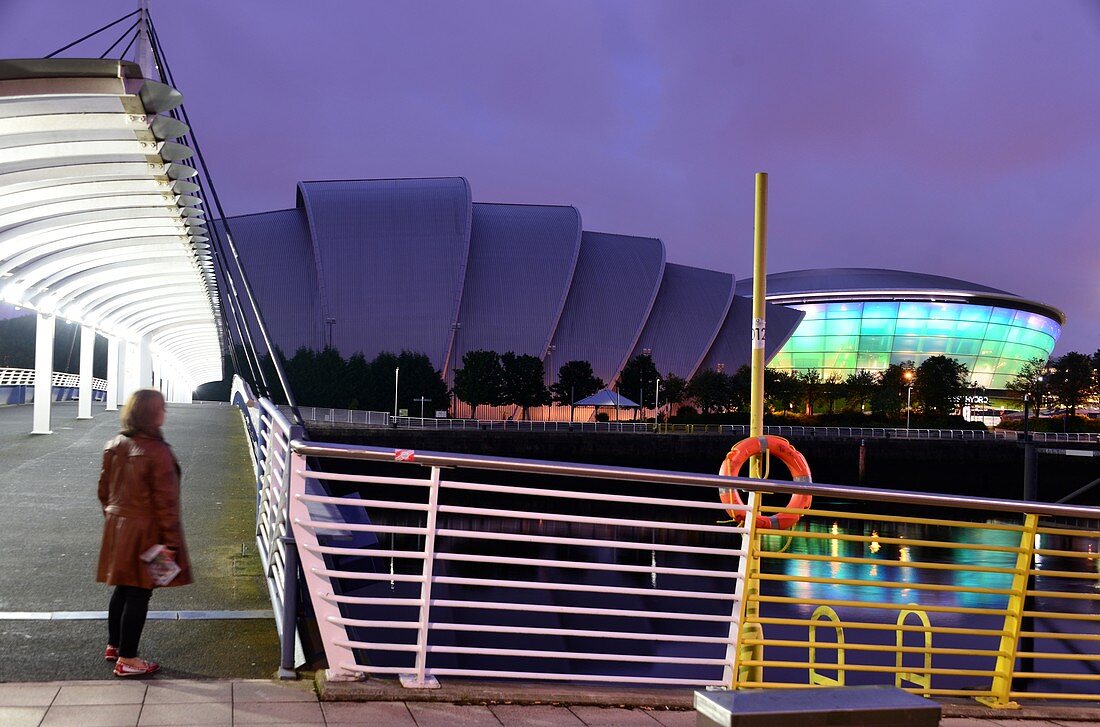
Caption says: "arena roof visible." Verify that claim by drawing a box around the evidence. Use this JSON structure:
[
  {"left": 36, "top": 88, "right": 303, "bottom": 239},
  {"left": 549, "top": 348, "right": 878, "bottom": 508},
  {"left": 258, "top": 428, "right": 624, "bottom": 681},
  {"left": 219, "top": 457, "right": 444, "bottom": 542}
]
[{"left": 736, "top": 267, "right": 1065, "bottom": 325}]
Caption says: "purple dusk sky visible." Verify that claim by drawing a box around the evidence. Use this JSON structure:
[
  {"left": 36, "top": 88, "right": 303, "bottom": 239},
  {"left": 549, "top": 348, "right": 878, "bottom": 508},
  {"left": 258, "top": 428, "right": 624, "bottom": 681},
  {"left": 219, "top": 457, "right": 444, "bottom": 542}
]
[{"left": 2, "top": 1, "right": 1097, "bottom": 354}]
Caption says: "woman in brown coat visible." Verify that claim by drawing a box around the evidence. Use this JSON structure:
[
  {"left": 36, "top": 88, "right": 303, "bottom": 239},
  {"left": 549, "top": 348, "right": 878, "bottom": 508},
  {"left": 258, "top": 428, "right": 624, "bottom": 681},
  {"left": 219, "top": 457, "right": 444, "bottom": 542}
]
[{"left": 97, "top": 389, "right": 192, "bottom": 677}]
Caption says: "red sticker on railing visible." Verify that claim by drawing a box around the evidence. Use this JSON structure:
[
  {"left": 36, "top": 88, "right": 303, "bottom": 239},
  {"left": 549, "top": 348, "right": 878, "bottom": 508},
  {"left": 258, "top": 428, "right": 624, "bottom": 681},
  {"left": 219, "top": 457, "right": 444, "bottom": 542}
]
[{"left": 395, "top": 449, "right": 415, "bottom": 463}]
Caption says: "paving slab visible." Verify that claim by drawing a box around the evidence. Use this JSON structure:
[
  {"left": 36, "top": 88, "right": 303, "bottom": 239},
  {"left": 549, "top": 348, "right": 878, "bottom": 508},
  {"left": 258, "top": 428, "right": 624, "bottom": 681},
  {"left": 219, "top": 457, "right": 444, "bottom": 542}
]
[
  {"left": 143, "top": 679, "right": 233, "bottom": 703},
  {"left": 40, "top": 703, "right": 143, "bottom": 726},
  {"left": 491, "top": 703, "right": 587, "bottom": 726},
  {"left": 137, "top": 701, "right": 232, "bottom": 726},
  {"left": 54, "top": 682, "right": 146, "bottom": 705},
  {"left": 0, "top": 705, "right": 50, "bottom": 727},
  {"left": 407, "top": 701, "right": 506, "bottom": 726},
  {"left": 569, "top": 705, "right": 663, "bottom": 726},
  {"left": 0, "top": 682, "right": 61, "bottom": 706},
  {"left": 321, "top": 700, "right": 418, "bottom": 725},
  {"left": 232, "top": 699, "right": 326, "bottom": 724}
]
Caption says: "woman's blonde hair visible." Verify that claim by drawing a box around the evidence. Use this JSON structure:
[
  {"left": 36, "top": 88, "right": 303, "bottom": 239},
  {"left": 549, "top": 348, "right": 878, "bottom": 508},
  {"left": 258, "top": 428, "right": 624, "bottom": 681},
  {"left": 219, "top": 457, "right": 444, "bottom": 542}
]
[{"left": 120, "top": 388, "right": 165, "bottom": 436}]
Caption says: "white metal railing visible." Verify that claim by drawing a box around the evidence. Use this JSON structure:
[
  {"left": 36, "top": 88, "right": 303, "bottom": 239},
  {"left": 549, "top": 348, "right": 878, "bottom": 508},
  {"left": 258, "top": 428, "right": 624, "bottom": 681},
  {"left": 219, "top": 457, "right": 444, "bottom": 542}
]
[
  {"left": 232, "top": 377, "right": 303, "bottom": 678},
  {"left": 281, "top": 405, "right": 390, "bottom": 426},
  {"left": 0, "top": 366, "right": 107, "bottom": 391},
  {"left": 287, "top": 441, "right": 752, "bottom": 686}
]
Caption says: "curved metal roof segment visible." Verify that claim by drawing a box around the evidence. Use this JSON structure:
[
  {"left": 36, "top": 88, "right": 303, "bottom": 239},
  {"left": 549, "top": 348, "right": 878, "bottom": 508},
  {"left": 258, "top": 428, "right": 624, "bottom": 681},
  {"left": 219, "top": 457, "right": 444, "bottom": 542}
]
[
  {"left": 296, "top": 178, "right": 472, "bottom": 368},
  {"left": 0, "top": 59, "right": 221, "bottom": 387},
  {"left": 736, "top": 267, "right": 1064, "bottom": 324},
  {"left": 453, "top": 203, "right": 581, "bottom": 371},
  {"left": 216, "top": 209, "right": 321, "bottom": 356},
  {"left": 547, "top": 231, "right": 665, "bottom": 385},
  {"left": 697, "top": 295, "right": 805, "bottom": 374},
  {"left": 630, "top": 263, "right": 734, "bottom": 378}
]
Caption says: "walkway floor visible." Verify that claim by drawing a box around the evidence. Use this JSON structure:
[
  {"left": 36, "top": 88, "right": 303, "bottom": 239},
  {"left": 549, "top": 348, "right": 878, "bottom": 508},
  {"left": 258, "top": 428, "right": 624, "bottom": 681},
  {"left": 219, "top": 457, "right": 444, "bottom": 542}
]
[
  {"left": 0, "top": 402, "right": 277, "bottom": 682},
  {"left": 1, "top": 678, "right": 1100, "bottom": 726}
]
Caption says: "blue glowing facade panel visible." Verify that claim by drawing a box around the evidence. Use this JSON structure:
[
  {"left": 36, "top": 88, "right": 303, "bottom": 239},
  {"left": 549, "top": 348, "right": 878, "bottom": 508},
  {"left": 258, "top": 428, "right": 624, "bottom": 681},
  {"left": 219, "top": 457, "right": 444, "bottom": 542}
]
[
  {"left": 296, "top": 178, "right": 472, "bottom": 367},
  {"left": 769, "top": 300, "right": 1061, "bottom": 388},
  {"left": 548, "top": 231, "right": 665, "bottom": 385},
  {"left": 455, "top": 203, "right": 581, "bottom": 373},
  {"left": 216, "top": 209, "right": 321, "bottom": 356},
  {"left": 697, "top": 296, "right": 806, "bottom": 374},
  {"left": 630, "top": 263, "right": 734, "bottom": 378}
]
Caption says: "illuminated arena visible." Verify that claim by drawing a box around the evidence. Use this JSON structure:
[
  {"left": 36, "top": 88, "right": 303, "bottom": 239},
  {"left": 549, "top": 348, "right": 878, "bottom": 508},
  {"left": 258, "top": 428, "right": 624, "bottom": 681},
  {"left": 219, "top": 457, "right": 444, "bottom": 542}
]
[{"left": 736, "top": 269, "right": 1064, "bottom": 388}]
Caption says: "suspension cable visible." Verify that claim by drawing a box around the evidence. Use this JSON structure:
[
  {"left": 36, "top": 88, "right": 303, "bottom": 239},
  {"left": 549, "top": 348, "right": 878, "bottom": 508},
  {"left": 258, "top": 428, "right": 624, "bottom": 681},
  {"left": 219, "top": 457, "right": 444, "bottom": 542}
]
[
  {"left": 146, "top": 13, "right": 304, "bottom": 425},
  {"left": 117, "top": 30, "right": 140, "bottom": 60},
  {"left": 99, "top": 19, "right": 141, "bottom": 59},
  {"left": 45, "top": 9, "right": 140, "bottom": 58},
  {"left": 139, "top": 18, "right": 268, "bottom": 398}
]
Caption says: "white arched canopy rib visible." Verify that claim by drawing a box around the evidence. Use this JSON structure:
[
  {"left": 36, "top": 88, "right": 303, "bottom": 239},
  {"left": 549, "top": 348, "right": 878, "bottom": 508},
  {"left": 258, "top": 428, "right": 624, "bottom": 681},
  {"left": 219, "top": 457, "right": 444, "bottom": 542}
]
[{"left": 0, "top": 59, "right": 222, "bottom": 397}]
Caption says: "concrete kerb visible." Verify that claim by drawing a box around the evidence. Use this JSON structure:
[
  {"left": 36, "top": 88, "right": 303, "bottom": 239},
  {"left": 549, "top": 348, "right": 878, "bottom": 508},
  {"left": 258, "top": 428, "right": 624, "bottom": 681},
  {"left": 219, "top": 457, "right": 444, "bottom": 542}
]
[
  {"left": 314, "top": 673, "right": 1100, "bottom": 722},
  {"left": 314, "top": 672, "right": 695, "bottom": 710}
]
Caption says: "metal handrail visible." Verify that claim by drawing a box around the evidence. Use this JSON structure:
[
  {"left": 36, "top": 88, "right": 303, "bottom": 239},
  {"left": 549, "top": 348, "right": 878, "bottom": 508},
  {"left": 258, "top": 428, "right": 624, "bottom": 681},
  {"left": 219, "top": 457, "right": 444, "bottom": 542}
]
[
  {"left": 0, "top": 366, "right": 108, "bottom": 391},
  {"left": 231, "top": 376, "right": 302, "bottom": 679},
  {"left": 290, "top": 438, "right": 1100, "bottom": 520}
]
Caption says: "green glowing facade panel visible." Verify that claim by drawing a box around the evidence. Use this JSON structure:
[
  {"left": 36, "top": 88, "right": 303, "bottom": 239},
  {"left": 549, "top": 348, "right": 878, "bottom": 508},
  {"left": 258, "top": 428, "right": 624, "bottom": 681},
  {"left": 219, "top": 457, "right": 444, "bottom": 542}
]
[{"left": 770, "top": 301, "right": 1060, "bottom": 388}]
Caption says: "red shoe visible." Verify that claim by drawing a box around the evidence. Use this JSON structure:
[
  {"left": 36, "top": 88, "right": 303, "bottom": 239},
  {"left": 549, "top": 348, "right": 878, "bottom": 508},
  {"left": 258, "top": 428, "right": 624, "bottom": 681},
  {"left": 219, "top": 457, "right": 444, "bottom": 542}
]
[
  {"left": 113, "top": 659, "right": 159, "bottom": 678},
  {"left": 104, "top": 645, "right": 118, "bottom": 662}
]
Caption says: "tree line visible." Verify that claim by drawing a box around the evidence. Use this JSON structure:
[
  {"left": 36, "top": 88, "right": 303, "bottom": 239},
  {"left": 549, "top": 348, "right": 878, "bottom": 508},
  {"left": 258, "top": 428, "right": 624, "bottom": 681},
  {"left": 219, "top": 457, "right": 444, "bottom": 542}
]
[{"left": 197, "top": 344, "right": 1100, "bottom": 424}]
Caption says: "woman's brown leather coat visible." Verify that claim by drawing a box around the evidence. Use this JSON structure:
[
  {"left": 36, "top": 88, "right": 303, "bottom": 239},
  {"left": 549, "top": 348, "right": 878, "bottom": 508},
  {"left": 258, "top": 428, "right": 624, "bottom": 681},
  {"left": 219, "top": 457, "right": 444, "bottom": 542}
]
[{"left": 96, "top": 432, "right": 192, "bottom": 589}]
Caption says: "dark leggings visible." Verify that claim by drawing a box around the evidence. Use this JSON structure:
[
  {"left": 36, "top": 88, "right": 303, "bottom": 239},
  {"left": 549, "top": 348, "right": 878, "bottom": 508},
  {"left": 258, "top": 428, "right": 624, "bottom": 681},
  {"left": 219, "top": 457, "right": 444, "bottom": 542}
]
[{"left": 107, "top": 585, "right": 152, "bottom": 659}]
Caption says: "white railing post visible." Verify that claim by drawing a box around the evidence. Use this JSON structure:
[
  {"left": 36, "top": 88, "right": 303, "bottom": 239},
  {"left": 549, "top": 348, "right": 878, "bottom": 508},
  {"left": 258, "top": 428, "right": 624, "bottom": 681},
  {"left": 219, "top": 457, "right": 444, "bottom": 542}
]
[
  {"left": 402, "top": 465, "right": 442, "bottom": 689},
  {"left": 288, "top": 451, "right": 361, "bottom": 682}
]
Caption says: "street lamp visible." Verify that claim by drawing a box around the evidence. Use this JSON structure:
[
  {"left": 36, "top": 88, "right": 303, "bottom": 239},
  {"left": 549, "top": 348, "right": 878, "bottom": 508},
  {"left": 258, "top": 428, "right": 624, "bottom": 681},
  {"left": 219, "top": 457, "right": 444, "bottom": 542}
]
[
  {"left": 903, "top": 370, "right": 914, "bottom": 430},
  {"left": 450, "top": 322, "right": 461, "bottom": 416},
  {"left": 393, "top": 366, "right": 400, "bottom": 418},
  {"left": 545, "top": 344, "right": 556, "bottom": 421},
  {"left": 415, "top": 395, "right": 430, "bottom": 419},
  {"left": 654, "top": 377, "right": 661, "bottom": 432}
]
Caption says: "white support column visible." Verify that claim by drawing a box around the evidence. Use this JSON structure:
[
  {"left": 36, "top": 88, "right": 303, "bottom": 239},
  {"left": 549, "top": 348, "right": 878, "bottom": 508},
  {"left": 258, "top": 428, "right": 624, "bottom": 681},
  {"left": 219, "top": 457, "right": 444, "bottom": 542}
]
[
  {"left": 106, "top": 335, "right": 119, "bottom": 412},
  {"left": 138, "top": 338, "right": 153, "bottom": 391},
  {"left": 123, "top": 340, "right": 140, "bottom": 402},
  {"left": 32, "top": 311, "right": 55, "bottom": 435},
  {"left": 77, "top": 324, "right": 94, "bottom": 420}
]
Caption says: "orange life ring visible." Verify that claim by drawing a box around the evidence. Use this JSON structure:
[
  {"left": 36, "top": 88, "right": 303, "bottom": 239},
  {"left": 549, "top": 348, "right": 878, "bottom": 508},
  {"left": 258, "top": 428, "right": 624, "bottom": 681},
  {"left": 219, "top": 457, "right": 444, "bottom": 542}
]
[{"left": 719, "top": 435, "right": 812, "bottom": 530}]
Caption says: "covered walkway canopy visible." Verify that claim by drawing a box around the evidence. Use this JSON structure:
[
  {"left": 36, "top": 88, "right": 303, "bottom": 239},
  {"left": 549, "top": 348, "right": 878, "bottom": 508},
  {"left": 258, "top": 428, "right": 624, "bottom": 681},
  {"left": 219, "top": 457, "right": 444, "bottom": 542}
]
[{"left": 0, "top": 58, "right": 221, "bottom": 432}]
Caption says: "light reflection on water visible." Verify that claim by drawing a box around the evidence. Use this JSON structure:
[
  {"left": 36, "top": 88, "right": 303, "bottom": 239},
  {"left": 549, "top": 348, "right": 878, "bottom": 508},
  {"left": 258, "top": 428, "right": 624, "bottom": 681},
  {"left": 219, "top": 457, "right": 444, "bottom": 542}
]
[{"left": 760, "top": 517, "right": 1028, "bottom": 615}]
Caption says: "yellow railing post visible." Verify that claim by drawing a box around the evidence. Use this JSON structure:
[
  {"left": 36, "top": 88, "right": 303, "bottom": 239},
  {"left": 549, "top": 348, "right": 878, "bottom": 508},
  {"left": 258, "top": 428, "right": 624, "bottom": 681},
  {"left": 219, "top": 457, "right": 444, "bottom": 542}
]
[
  {"left": 977, "top": 512, "right": 1039, "bottom": 709},
  {"left": 731, "top": 490, "right": 763, "bottom": 688},
  {"left": 896, "top": 608, "right": 932, "bottom": 696},
  {"left": 809, "top": 605, "right": 845, "bottom": 686}
]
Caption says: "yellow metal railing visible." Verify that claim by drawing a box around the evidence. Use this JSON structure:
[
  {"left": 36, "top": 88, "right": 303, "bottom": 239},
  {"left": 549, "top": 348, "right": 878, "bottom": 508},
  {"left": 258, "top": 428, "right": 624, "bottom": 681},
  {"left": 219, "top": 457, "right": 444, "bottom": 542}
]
[{"left": 730, "top": 499, "right": 1100, "bottom": 706}]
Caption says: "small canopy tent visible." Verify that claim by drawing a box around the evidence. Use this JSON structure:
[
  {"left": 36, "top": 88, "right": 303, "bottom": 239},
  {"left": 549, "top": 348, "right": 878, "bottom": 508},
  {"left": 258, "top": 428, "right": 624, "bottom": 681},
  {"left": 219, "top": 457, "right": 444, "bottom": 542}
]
[
  {"left": 573, "top": 389, "right": 639, "bottom": 422},
  {"left": 574, "top": 390, "right": 639, "bottom": 408}
]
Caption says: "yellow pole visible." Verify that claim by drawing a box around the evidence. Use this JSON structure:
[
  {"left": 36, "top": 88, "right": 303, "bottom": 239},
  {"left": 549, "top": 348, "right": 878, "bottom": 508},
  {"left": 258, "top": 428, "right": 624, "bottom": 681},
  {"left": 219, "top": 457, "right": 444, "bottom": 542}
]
[{"left": 749, "top": 172, "right": 768, "bottom": 478}]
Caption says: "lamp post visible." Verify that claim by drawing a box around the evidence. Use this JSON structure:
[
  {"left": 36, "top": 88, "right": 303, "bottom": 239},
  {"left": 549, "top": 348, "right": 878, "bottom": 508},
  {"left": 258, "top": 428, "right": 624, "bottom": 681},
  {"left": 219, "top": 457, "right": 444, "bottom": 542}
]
[
  {"left": 903, "top": 369, "right": 914, "bottom": 430},
  {"left": 393, "top": 366, "right": 400, "bottom": 418},
  {"left": 545, "top": 344, "right": 556, "bottom": 421},
  {"left": 415, "top": 395, "right": 430, "bottom": 419},
  {"left": 654, "top": 377, "right": 661, "bottom": 432},
  {"left": 450, "top": 322, "right": 461, "bottom": 416}
]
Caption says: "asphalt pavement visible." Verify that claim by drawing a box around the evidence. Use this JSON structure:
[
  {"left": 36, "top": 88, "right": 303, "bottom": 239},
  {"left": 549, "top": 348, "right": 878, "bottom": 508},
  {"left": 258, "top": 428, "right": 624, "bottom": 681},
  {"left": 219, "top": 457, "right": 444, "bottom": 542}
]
[{"left": 0, "top": 401, "right": 278, "bottom": 681}]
